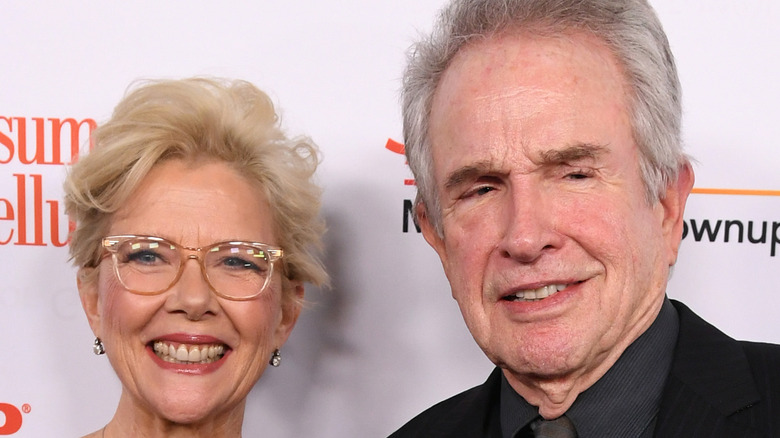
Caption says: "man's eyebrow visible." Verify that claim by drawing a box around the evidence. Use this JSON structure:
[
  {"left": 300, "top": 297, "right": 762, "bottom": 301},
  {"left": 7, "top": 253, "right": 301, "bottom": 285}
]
[
  {"left": 441, "top": 144, "right": 607, "bottom": 191},
  {"left": 537, "top": 143, "right": 607, "bottom": 164},
  {"left": 443, "top": 160, "right": 498, "bottom": 191}
]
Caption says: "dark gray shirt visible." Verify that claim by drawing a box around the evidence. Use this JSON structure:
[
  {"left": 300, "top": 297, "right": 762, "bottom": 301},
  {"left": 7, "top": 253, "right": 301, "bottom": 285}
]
[{"left": 500, "top": 298, "right": 679, "bottom": 438}]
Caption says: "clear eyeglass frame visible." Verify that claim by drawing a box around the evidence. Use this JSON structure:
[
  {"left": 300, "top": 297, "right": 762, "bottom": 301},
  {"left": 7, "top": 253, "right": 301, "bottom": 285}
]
[{"left": 101, "top": 235, "right": 284, "bottom": 301}]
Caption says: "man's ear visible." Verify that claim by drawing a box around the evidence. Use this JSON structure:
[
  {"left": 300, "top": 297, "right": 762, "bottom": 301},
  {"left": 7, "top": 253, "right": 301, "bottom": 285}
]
[
  {"left": 659, "top": 162, "right": 695, "bottom": 266},
  {"left": 416, "top": 201, "right": 448, "bottom": 266},
  {"left": 77, "top": 267, "right": 102, "bottom": 337}
]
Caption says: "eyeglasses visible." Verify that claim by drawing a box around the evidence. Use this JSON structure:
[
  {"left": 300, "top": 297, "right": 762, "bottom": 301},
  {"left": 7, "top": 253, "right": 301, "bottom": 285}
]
[{"left": 102, "top": 235, "right": 283, "bottom": 301}]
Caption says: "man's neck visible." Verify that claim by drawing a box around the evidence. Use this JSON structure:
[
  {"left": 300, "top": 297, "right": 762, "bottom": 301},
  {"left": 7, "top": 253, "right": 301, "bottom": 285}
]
[
  {"left": 500, "top": 298, "right": 679, "bottom": 438},
  {"left": 502, "top": 299, "right": 665, "bottom": 418}
]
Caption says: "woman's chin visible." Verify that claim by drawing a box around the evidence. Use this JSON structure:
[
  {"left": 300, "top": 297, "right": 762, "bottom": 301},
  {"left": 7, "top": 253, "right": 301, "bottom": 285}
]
[
  {"left": 153, "top": 399, "right": 236, "bottom": 426},
  {"left": 125, "top": 350, "right": 255, "bottom": 427},
  {"left": 134, "top": 382, "right": 244, "bottom": 427}
]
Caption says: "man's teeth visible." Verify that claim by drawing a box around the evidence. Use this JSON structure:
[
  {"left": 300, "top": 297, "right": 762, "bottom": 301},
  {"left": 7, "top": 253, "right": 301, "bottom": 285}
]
[
  {"left": 507, "top": 284, "right": 568, "bottom": 301},
  {"left": 153, "top": 341, "right": 225, "bottom": 364}
]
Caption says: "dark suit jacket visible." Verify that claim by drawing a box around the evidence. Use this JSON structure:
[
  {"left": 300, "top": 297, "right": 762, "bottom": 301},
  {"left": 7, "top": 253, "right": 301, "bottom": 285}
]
[{"left": 389, "top": 300, "right": 780, "bottom": 437}]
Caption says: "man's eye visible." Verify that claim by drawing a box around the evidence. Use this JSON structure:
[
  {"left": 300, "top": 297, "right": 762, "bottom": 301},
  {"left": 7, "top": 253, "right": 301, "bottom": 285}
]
[
  {"left": 462, "top": 185, "right": 495, "bottom": 198},
  {"left": 564, "top": 169, "right": 593, "bottom": 180}
]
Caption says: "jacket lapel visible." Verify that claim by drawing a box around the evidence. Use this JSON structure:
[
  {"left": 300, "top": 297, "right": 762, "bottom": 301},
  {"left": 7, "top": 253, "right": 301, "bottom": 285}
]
[{"left": 654, "top": 301, "right": 763, "bottom": 437}]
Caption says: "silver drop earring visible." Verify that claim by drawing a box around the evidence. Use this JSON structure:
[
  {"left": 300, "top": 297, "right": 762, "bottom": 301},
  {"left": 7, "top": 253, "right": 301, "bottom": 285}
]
[
  {"left": 93, "top": 337, "right": 105, "bottom": 355},
  {"left": 269, "top": 349, "right": 281, "bottom": 367}
]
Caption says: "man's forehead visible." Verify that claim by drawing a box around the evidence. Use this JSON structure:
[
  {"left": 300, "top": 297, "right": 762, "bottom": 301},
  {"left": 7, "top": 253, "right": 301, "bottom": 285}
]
[
  {"left": 428, "top": 29, "right": 632, "bottom": 170},
  {"left": 431, "top": 29, "right": 627, "bottom": 109}
]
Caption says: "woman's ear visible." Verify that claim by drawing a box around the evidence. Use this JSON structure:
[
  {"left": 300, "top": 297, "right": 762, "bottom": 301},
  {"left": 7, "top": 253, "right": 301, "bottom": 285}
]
[
  {"left": 274, "top": 280, "right": 304, "bottom": 347},
  {"left": 77, "top": 267, "right": 102, "bottom": 337}
]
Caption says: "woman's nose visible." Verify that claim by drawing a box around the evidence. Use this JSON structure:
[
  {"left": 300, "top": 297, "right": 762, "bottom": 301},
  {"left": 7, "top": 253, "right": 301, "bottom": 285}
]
[{"left": 164, "top": 258, "right": 217, "bottom": 320}]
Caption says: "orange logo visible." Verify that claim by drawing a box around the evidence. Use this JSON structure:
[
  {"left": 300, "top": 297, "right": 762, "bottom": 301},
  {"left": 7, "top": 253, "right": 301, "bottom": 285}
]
[
  {"left": 385, "top": 138, "right": 405, "bottom": 155},
  {"left": 0, "top": 403, "right": 26, "bottom": 435},
  {"left": 385, "top": 138, "right": 415, "bottom": 186},
  {"left": 0, "top": 116, "right": 96, "bottom": 165},
  {"left": 0, "top": 115, "right": 96, "bottom": 248},
  {"left": 386, "top": 138, "right": 421, "bottom": 232}
]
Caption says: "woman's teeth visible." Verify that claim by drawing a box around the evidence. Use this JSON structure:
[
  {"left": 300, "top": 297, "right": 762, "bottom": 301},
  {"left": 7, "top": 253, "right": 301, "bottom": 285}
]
[
  {"left": 153, "top": 341, "right": 225, "bottom": 364},
  {"left": 506, "top": 284, "right": 568, "bottom": 301}
]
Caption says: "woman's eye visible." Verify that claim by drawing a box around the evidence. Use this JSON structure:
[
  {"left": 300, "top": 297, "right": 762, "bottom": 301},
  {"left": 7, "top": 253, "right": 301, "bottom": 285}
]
[
  {"left": 126, "top": 251, "right": 162, "bottom": 265},
  {"left": 222, "top": 257, "right": 262, "bottom": 272}
]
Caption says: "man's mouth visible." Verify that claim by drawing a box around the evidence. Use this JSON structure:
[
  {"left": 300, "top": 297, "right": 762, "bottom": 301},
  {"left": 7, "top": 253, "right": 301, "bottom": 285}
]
[
  {"left": 502, "top": 283, "right": 573, "bottom": 302},
  {"left": 152, "top": 341, "right": 227, "bottom": 364}
]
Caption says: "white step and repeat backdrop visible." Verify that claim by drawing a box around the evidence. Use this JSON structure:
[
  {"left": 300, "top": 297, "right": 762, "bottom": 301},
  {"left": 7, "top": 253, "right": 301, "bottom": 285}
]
[{"left": 1, "top": 1, "right": 778, "bottom": 436}]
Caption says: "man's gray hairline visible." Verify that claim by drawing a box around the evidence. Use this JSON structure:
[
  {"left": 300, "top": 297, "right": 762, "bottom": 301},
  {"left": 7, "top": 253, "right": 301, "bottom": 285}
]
[{"left": 405, "top": 14, "right": 685, "bottom": 237}]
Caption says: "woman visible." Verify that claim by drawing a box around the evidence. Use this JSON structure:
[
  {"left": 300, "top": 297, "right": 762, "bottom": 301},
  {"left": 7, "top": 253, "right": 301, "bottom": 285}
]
[{"left": 64, "top": 78, "right": 328, "bottom": 437}]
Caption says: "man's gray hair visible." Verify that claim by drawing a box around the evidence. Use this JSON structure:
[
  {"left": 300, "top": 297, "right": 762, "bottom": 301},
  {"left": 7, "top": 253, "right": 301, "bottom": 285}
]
[{"left": 402, "top": 0, "right": 688, "bottom": 235}]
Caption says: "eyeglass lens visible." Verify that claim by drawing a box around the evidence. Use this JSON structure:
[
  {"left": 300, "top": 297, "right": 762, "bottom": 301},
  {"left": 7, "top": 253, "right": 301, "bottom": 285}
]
[{"left": 112, "top": 238, "right": 272, "bottom": 298}]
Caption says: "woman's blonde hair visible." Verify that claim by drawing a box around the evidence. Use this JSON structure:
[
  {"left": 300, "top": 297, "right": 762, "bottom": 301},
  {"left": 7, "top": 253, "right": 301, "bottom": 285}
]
[{"left": 64, "top": 77, "right": 328, "bottom": 296}]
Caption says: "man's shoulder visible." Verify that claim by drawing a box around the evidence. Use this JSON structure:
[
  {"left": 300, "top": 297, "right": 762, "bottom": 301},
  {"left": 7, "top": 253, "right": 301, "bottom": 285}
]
[
  {"left": 658, "top": 300, "right": 780, "bottom": 435},
  {"left": 673, "top": 299, "right": 780, "bottom": 362},
  {"left": 388, "top": 368, "right": 502, "bottom": 438},
  {"left": 671, "top": 299, "right": 780, "bottom": 385},
  {"left": 739, "top": 339, "right": 780, "bottom": 384},
  {"left": 740, "top": 338, "right": 780, "bottom": 359}
]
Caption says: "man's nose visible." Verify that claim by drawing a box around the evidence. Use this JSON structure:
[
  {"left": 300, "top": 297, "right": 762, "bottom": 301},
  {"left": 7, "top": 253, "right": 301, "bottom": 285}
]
[{"left": 498, "top": 184, "right": 562, "bottom": 263}]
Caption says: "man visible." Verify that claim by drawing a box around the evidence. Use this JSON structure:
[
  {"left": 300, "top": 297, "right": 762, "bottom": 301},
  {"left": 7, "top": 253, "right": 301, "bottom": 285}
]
[{"left": 391, "top": 0, "right": 780, "bottom": 437}]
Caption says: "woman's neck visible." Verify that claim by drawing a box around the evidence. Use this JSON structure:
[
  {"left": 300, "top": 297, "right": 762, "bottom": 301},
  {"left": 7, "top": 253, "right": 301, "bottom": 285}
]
[{"left": 94, "top": 391, "right": 245, "bottom": 438}]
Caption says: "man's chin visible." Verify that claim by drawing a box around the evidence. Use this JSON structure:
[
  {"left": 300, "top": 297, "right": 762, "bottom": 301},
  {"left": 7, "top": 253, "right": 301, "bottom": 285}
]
[
  {"left": 486, "top": 335, "right": 589, "bottom": 382},
  {"left": 497, "top": 354, "right": 579, "bottom": 381}
]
